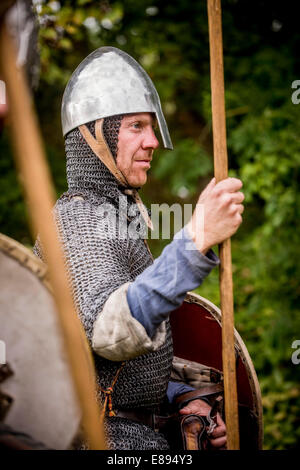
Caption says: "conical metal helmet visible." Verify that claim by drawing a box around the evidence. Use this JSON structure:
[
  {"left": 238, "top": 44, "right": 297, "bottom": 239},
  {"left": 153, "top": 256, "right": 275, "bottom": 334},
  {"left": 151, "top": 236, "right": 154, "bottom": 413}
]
[{"left": 61, "top": 46, "right": 173, "bottom": 149}]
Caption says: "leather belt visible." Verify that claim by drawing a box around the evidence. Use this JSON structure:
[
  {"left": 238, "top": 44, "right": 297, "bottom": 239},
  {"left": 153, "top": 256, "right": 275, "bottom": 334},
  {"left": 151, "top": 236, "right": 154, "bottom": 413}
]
[
  {"left": 113, "top": 384, "right": 224, "bottom": 432},
  {"left": 114, "top": 408, "right": 156, "bottom": 430}
]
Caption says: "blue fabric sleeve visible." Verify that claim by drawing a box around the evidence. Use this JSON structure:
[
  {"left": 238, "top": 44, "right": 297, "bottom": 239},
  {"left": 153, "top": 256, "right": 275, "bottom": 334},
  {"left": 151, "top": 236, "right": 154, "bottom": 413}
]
[
  {"left": 127, "top": 226, "right": 220, "bottom": 338},
  {"left": 167, "top": 381, "right": 195, "bottom": 404}
]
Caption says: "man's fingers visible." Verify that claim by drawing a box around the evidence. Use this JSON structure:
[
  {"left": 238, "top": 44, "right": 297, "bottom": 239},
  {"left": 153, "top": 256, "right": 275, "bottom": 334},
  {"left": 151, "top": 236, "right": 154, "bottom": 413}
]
[
  {"left": 214, "top": 177, "right": 243, "bottom": 194},
  {"left": 210, "top": 425, "right": 226, "bottom": 438},
  {"left": 210, "top": 422, "right": 226, "bottom": 439},
  {"left": 229, "top": 203, "right": 244, "bottom": 217},
  {"left": 208, "top": 413, "right": 227, "bottom": 448},
  {"left": 206, "top": 177, "right": 216, "bottom": 189},
  {"left": 237, "top": 204, "right": 244, "bottom": 214},
  {"left": 199, "top": 177, "right": 216, "bottom": 199},
  {"left": 178, "top": 407, "right": 192, "bottom": 415},
  {"left": 209, "top": 435, "right": 227, "bottom": 448},
  {"left": 231, "top": 191, "right": 245, "bottom": 204}
]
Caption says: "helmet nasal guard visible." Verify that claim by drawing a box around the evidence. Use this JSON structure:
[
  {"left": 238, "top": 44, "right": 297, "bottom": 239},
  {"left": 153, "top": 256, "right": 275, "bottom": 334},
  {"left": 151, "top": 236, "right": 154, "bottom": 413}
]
[{"left": 61, "top": 46, "right": 173, "bottom": 150}]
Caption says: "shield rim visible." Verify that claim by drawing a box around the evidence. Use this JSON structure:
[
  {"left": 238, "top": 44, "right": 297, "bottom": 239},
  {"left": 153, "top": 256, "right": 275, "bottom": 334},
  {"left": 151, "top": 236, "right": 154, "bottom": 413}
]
[{"left": 184, "top": 291, "right": 264, "bottom": 449}]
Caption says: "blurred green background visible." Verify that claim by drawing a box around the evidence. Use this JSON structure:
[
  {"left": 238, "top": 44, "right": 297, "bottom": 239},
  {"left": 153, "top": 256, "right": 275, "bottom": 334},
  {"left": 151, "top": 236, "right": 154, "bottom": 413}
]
[{"left": 0, "top": 0, "right": 299, "bottom": 449}]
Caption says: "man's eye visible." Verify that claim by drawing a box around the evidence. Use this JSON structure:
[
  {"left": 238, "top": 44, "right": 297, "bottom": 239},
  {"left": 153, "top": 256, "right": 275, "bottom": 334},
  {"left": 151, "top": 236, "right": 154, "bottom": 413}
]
[{"left": 132, "top": 122, "right": 141, "bottom": 129}]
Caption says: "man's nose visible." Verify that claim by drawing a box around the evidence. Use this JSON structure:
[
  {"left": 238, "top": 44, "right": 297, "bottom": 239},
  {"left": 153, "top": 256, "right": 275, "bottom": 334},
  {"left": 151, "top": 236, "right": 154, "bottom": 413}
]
[{"left": 142, "top": 127, "right": 159, "bottom": 150}]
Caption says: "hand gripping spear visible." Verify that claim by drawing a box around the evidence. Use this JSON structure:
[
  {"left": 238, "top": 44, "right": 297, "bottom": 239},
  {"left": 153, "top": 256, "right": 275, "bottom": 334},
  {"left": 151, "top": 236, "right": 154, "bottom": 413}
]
[
  {"left": 207, "top": 0, "right": 240, "bottom": 449},
  {"left": 0, "top": 17, "right": 106, "bottom": 449}
]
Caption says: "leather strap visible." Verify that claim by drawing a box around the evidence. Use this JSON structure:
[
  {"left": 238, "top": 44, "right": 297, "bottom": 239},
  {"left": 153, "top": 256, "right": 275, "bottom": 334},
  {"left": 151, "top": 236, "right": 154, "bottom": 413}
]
[
  {"left": 124, "top": 189, "right": 154, "bottom": 231},
  {"left": 114, "top": 408, "right": 172, "bottom": 433},
  {"left": 79, "top": 119, "right": 128, "bottom": 187},
  {"left": 114, "top": 408, "right": 155, "bottom": 429},
  {"left": 174, "top": 384, "right": 223, "bottom": 409},
  {"left": 114, "top": 405, "right": 221, "bottom": 451}
]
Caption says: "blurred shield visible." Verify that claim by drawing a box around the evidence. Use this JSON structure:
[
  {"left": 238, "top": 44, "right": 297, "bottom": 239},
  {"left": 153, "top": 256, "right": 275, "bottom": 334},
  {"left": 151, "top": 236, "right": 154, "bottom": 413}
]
[
  {"left": 170, "top": 292, "right": 263, "bottom": 449},
  {"left": 0, "top": 233, "right": 84, "bottom": 449}
]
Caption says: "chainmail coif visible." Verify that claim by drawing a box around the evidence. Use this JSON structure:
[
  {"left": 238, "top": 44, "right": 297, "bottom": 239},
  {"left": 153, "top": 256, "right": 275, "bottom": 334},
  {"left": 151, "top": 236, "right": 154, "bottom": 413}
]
[
  {"left": 34, "top": 117, "right": 173, "bottom": 450},
  {"left": 102, "top": 114, "right": 123, "bottom": 159}
]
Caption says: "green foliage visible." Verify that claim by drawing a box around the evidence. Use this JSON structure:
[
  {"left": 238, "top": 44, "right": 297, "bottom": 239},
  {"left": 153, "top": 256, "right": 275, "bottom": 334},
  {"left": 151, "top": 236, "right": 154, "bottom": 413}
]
[
  {"left": 1, "top": 0, "right": 299, "bottom": 449},
  {"left": 153, "top": 138, "right": 212, "bottom": 197},
  {"left": 0, "top": 131, "right": 31, "bottom": 245}
]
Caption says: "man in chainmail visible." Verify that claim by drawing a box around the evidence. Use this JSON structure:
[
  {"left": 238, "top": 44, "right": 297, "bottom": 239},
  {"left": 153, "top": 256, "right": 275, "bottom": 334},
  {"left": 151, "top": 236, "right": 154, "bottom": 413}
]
[{"left": 34, "top": 47, "right": 244, "bottom": 450}]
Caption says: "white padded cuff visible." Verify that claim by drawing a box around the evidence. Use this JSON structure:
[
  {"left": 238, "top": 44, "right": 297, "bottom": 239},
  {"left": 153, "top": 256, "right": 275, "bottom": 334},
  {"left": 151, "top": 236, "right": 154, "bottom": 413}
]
[{"left": 92, "top": 282, "right": 167, "bottom": 361}]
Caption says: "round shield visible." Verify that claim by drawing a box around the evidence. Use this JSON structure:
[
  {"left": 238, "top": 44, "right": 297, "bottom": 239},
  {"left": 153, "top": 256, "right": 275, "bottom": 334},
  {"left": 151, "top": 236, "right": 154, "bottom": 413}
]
[
  {"left": 170, "top": 292, "right": 263, "bottom": 449},
  {"left": 0, "top": 233, "right": 83, "bottom": 449}
]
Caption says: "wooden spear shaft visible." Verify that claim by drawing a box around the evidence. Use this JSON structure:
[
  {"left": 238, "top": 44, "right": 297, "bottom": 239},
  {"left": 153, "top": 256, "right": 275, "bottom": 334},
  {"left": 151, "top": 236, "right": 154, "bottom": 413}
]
[
  {"left": 207, "top": 0, "right": 240, "bottom": 449},
  {"left": 0, "top": 24, "right": 106, "bottom": 450}
]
